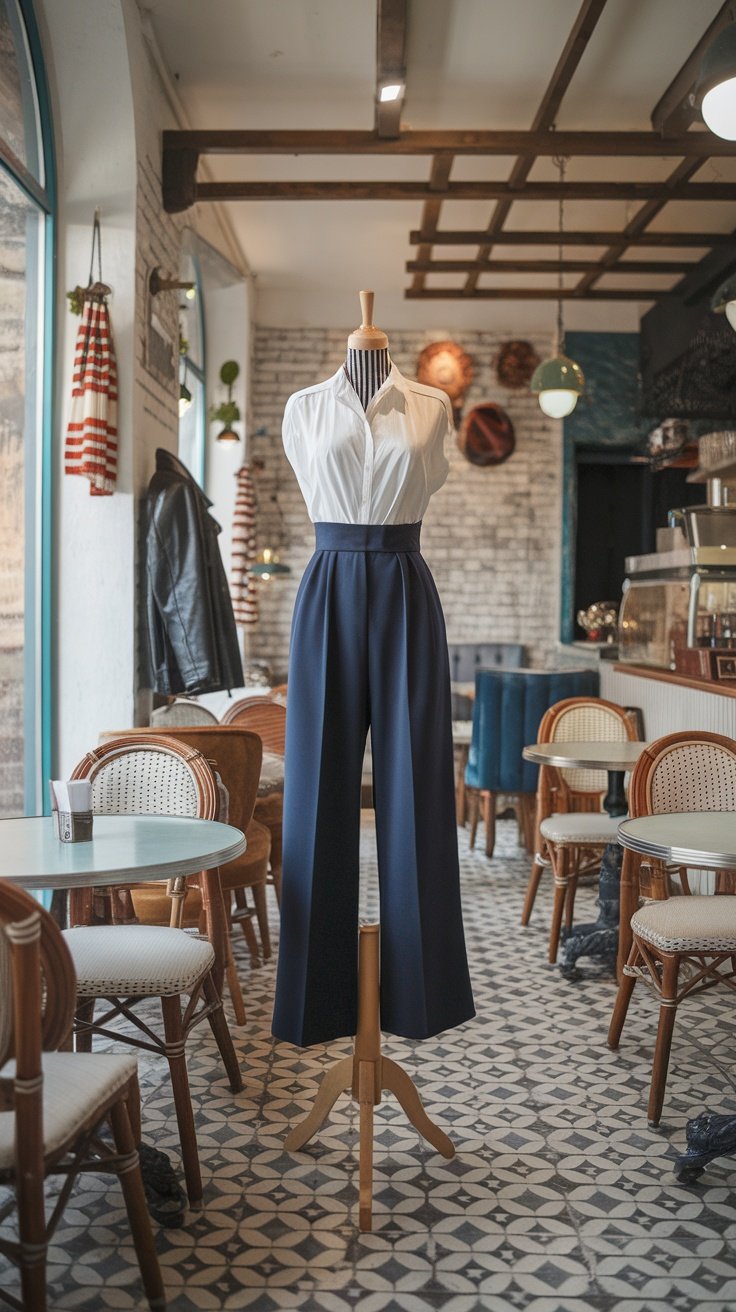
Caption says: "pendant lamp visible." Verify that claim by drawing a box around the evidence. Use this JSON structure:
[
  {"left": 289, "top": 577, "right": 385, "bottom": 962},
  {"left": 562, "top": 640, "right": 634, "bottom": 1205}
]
[
  {"left": 698, "top": 21, "right": 736, "bottom": 140},
  {"left": 531, "top": 156, "right": 585, "bottom": 419}
]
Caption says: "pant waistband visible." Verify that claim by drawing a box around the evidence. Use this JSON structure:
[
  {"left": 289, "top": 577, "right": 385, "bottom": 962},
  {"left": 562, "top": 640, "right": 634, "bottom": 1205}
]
[{"left": 314, "top": 522, "right": 422, "bottom": 552}]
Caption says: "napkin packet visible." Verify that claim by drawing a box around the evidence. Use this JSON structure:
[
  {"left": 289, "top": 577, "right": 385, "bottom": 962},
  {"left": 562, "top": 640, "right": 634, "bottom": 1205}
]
[{"left": 50, "top": 780, "right": 94, "bottom": 843}]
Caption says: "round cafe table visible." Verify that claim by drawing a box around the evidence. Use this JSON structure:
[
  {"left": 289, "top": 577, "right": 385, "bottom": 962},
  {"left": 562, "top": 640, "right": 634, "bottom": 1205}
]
[
  {"left": 617, "top": 812, "right": 736, "bottom": 1181},
  {"left": 522, "top": 740, "right": 647, "bottom": 978},
  {"left": 0, "top": 812, "right": 246, "bottom": 1224}
]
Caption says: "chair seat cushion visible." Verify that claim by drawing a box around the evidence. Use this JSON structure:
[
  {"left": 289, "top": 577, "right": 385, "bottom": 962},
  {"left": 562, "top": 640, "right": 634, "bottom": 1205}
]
[
  {"left": 632, "top": 895, "right": 736, "bottom": 952},
  {"left": 258, "top": 751, "right": 284, "bottom": 796},
  {"left": 0, "top": 1051, "right": 136, "bottom": 1170},
  {"left": 540, "top": 811, "right": 622, "bottom": 844},
  {"left": 64, "top": 925, "right": 215, "bottom": 997}
]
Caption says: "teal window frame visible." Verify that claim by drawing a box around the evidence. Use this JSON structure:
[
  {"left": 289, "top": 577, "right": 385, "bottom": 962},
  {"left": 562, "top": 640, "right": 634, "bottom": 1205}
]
[
  {"left": 0, "top": 0, "right": 56, "bottom": 815},
  {"left": 179, "top": 249, "right": 206, "bottom": 488}
]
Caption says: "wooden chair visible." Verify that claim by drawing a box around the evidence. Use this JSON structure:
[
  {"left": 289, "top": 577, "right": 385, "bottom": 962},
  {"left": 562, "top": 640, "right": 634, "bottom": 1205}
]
[
  {"left": 608, "top": 730, "right": 736, "bottom": 1127},
  {"left": 220, "top": 698, "right": 285, "bottom": 903},
  {"left": 521, "top": 697, "right": 638, "bottom": 962},
  {"left": 102, "top": 727, "right": 272, "bottom": 1018},
  {"left": 64, "top": 735, "right": 243, "bottom": 1206},
  {"left": 0, "top": 879, "right": 164, "bottom": 1311},
  {"left": 150, "top": 698, "right": 218, "bottom": 727}
]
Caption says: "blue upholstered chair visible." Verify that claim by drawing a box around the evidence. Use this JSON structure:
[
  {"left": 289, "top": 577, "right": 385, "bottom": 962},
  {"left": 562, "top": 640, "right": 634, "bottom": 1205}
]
[
  {"left": 449, "top": 642, "right": 525, "bottom": 720},
  {"left": 465, "top": 667, "right": 600, "bottom": 857}
]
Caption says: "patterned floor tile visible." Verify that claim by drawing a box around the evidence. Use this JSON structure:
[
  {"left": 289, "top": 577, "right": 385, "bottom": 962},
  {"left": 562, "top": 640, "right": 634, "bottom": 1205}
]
[{"left": 3, "top": 818, "right": 736, "bottom": 1311}]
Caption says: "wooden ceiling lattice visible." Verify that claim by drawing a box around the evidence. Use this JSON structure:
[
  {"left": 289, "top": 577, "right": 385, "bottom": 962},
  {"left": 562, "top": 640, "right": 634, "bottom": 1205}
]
[{"left": 161, "top": 0, "right": 736, "bottom": 305}]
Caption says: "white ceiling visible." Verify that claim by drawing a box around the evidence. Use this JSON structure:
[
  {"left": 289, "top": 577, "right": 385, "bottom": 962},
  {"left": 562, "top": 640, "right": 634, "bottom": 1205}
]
[{"left": 145, "top": 0, "right": 733, "bottom": 332}]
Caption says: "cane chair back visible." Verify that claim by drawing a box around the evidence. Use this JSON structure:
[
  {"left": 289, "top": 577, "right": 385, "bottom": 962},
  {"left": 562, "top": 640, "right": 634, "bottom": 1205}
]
[
  {"left": 151, "top": 698, "right": 218, "bottom": 727},
  {"left": 540, "top": 696, "right": 637, "bottom": 800},
  {"left": 73, "top": 734, "right": 219, "bottom": 819},
  {"left": 221, "top": 698, "right": 286, "bottom": 755}
]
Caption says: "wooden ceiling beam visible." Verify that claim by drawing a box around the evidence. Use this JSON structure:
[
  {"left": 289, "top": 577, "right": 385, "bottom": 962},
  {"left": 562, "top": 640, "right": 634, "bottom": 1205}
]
[
  {"left": 573, "top": 156, "right": 704, "bottom": 295},
  {"left": 407, "top": 257, "right": 692, "bottom": 274},
  {"left": 651, "top": 1, "right": 734, "bottom": 135},
  {"left": 195, "top": 178, "right": 736, "bottom": 202},
  {"left": 462, "top": 0, "right": 610, "bottom": 294},
  {"left": 375, "top": 0, "right": 407, "bottom": 139},
  {"left": 411, "top": 155, "right": 454, "bottom": 292},
  {"left": 162, "top": 128, "right": 732, "bottom": 157},
  {"left": 409, "top": 228, "right": 730, "bottom": 247},
  {"left": 406, "top": 287, "right": 669, "bottom": 301}
]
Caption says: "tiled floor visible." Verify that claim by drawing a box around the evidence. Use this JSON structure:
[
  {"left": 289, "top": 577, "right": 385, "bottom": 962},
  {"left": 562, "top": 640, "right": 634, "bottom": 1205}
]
[{"left": 4, "top": 818, "right": 736, "bottom": 1311}]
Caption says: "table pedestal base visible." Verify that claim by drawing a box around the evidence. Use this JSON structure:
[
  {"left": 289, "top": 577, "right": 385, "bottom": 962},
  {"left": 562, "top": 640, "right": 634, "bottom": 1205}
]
[
  {"left": 675, "top": 1112, "right": 736, "bottom": 1183},
  {"left": 559, "top": 842, "right": 622, "bottom": 981}
]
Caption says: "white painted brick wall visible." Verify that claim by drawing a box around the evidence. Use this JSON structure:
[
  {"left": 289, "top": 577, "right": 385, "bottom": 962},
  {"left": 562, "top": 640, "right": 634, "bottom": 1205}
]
[{"left": 248, "top": 328, "right": 562, "bottom": 678}]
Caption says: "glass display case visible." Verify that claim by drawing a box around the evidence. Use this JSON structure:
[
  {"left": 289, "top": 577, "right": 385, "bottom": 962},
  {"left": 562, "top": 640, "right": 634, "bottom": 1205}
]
[{"left": 619, "top": 562, "right": 736, "bottom": 670}]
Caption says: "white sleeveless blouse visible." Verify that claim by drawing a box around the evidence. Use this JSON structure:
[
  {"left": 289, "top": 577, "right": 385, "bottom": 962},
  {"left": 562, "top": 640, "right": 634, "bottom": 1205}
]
[{"left": 282, "top": 361, "right": 453, "bottom": 525}]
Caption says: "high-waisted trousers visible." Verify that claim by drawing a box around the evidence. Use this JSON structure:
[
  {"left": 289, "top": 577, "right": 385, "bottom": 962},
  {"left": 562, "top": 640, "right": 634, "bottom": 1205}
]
[{"left": 272, "top": 521, "right": 475, "bottom": 1047}]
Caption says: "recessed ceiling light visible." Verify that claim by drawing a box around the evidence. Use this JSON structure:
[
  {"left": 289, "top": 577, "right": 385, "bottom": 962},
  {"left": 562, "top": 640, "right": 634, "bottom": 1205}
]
[{"left": 379, "top": 83, "right": 403, "bottom": 103}]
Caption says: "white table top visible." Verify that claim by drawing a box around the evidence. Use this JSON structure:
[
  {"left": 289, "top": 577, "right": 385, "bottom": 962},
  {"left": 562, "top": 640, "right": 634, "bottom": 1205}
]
[
  {"left": 522, "top": 740, "right": 648, "bottom": 771},
  {"left": 0, "top": 815, "right": 246, "bottom": 891},
  {"left": 618, "top": 813, "right": 736, "bottom": 869}
]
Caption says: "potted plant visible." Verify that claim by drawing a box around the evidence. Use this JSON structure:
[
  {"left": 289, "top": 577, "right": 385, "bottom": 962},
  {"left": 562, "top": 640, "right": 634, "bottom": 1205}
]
[{"left": 209, "top": 360, "right": 241, "bottom": 443}]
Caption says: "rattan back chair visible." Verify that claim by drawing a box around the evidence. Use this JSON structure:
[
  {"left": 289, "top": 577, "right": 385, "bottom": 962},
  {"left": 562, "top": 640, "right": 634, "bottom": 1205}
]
[
  {"left": 220, "top": 697, "right": 286, "bottom": 753},
  {"left": 64, "top": 734, "right": 242, "bottom": 1205},
  {"left": 219, "top": 700, "right": 285, "bottom": 900},
  {"left": 151, "top": 698, "right": 218, "bottom": 727},
  {"left": 608, "top": 730, "right": 736, "bottom": 1126},
  {"left": 521, "top": 697, "right": 638, "bottom": 959},
  {"left": 0, "top": 879, "right": 164, "bottom": 1311}
]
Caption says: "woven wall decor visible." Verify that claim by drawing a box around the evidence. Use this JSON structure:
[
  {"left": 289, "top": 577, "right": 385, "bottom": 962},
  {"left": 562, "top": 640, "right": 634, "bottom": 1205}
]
[
  {"left": 416, "top": 340, "right": 474, "bottom": 411},
  {"left": 459, "top": 403, "right": 516, "bottom": 468},
  {"left": 494, "top": 339, "right": 540, "bottom": 390}
]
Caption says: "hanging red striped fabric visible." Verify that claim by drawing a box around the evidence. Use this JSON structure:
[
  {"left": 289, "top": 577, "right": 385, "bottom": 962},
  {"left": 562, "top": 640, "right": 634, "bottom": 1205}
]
[
  {"left": 231, "top": 462, "right": 259, "bottom": 626},
  {"left": 64, "top": 297, "right": 118, "bottom": 496}
]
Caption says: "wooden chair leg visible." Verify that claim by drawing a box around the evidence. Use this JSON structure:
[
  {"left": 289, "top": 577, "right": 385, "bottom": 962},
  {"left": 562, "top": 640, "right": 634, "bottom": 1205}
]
[
  {"left": 74, "top": 997, "right": 96, "bottom": 1052},
  {"left": 17, "top": 1147, "right": 47, "bottom": 1312},
  {"left": 467, "top": 790, "right": 479, "bottom": 850},
  {"left": 648, "top": 953, "right": 680, "bottom": 1127},
  {"left": 202, "top": 971, "right": 243, "bottom": 1094},
  {"left": 564, "top": 873, "right": 578, "bottom": 930},
  {"left": 225, "top": 927, "right": 247, "bottom": 1027},
  {"left": 270, "top": 862, "right": 282, "bottom": 908},
  {"left": 483, "top": 791, "right": 496, "bottom": 858},
  {"left": 607, "top": 943, "right": 639, "bottom": 1049},
  {"left": 109, "top": 1093, "right": 166, "bottom": 1311},
  {"left": 548, "top": 846, "right": 569, "bottom": 964},
  {"left": 521, "top": 854, "right": 545, "bottom": 926},
  {"left": 160, "top": 994, "right": 202, "bottom": 1205},
  {"left": 233, "top": 888, "right": 262, "bottom": 968},
  {"left": 252, "top": 882, "right": 272, "bottom": 960}
]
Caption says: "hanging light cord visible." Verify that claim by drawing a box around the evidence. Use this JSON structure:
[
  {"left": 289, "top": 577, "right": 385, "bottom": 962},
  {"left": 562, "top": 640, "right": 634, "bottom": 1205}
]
[{"left": 553, "top": 154, "right": 568, "bottom": 353}]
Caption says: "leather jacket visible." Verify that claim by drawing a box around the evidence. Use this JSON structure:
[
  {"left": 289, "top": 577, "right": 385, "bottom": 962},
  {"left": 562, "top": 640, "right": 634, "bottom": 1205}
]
[{"left": 145, "top": 448, "right": 244, "bottom": 694}]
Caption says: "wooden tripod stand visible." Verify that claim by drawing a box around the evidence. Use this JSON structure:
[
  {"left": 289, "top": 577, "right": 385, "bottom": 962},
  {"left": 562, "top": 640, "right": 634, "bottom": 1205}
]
[{"left": 284, "top": 923, "right": 454, "bottom": 1230}]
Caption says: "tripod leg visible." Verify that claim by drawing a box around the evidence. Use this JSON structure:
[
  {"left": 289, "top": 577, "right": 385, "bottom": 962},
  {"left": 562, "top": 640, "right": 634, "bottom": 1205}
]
[
  {"left": 358, "top": 1060, "right": 374, "bottom": 1232},
  {"left": 382, "top": 1057, "right": 454, "bottom": 1159},
  {"left": 284, "top": 1056, "right": 353, "bottom": 1151}
]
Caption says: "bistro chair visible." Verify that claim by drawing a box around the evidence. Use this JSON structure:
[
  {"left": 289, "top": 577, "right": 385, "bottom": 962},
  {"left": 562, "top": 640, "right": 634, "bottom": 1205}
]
[
  {"left": 103, "top": 726, "right": 273, "bottom": 998},
  {"left": 150, "top": 698, "right": 218, "bottom": 727},
  {"left": 0, "top": 879, "right": 164, "bottom": 1311},
  {"left": 465, "top": 667, "right": 599, "bottom": 858},
  {"left": 221, "top": 698, "right": 286, "bottom": 903},
  {"left": 64, "top": 735, "right": 243, "bottom": 1206},
  {"left": 521, "top": 696, "right": 637, "bottom": 963},
  {"left": 608, "top": 730, "right": 736, "bottom": 1127}
]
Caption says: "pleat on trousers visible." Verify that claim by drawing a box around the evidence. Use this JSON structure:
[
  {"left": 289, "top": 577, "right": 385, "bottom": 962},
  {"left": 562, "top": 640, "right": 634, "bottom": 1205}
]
[{"left": 272, "top": 521, "right": 475, "bottom": 1048}]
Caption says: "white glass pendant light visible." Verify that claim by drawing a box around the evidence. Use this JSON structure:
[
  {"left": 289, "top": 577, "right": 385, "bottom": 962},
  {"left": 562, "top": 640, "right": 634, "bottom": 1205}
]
[
  {"left": 699, "top": 22, "right": 736, "bottom": 140},
  {"left": 531, "top": 156, "right": 585, "bottom": 419}
]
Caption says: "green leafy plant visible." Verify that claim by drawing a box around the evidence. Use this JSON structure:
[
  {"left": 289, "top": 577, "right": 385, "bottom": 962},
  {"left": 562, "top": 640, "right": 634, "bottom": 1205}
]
[{"left": 209, "top": 360, "right": 241, "bottom": 427}]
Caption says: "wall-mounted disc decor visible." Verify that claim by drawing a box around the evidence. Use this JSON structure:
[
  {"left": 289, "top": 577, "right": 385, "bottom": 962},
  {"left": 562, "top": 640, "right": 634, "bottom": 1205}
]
[
  {"left": 494, "top": 339, "right": 540, "bottom": 390},
  {"left": 416, "top": 340, "right": 474, "bottom": 415},
  {"left": 459, "top": 403, "right": 516, "bottom": 467}
]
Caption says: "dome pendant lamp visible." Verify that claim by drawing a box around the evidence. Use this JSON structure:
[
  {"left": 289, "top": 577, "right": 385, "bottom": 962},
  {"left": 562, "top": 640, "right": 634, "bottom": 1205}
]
[
  {"left": 698, "top": 21, "right": 736, "bottom": 140},
  {"left": 531, "top": 156, "right": 585, "bottom": 419}
]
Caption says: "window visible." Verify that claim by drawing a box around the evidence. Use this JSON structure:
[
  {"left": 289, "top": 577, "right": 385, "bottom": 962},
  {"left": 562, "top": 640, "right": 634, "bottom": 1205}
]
[
  {"left": 178, "top": 247, "right": 205, "bottom": 486},
  {"left": 0, "top": 0, "right": 54, "bottom": 816}
]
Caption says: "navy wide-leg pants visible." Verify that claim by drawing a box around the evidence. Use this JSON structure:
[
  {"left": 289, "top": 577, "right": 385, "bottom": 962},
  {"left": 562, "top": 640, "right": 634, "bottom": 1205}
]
[{"left": 272, "top": 521, "right": 475, "bottom": 1048}]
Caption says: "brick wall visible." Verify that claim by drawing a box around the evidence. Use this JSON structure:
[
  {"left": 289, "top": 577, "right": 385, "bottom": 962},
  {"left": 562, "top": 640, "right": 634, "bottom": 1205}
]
[{"left": 247, "top": 328, "right": 562, "bottom": 678}]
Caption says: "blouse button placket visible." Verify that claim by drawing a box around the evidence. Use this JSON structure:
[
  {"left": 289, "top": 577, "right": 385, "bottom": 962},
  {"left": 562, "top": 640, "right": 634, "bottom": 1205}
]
[{"left": 360, "top": 414, "right": 374, "bottom": 521}]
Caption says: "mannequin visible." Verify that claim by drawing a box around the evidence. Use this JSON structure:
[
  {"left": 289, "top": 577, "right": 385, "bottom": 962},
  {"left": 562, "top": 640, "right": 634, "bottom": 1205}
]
[{"left": 345, "top": 291, "right": 390, "bottom": 410}]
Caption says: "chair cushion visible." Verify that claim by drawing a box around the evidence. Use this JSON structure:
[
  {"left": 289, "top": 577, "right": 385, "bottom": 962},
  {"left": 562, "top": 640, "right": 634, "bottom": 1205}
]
[
  {"left": 540, "top": 811, "right": 622, "bottom": 844},
  {"left": 632, "top": 895, "right": 736, "bottom": 952},
  {"left": 64, "top": 925, "right": 215, "bottom": 997},
  {"left": 258, "top": 751, "right": 284, "bottom": 796},
  {"left": 0, "top": 1051, "right": 137, "bottom": 1169}
]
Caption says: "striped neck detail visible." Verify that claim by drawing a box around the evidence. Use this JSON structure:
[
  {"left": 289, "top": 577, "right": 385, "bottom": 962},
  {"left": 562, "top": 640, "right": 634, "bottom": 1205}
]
[{"left": 345, "top": 348, "right": 390, "bottom": 411}]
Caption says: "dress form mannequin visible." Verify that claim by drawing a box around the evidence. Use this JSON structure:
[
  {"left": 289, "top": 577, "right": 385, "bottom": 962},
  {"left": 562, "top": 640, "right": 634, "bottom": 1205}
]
[{"left": 345, "top": 291, "right": 389, "bottom": 410}]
